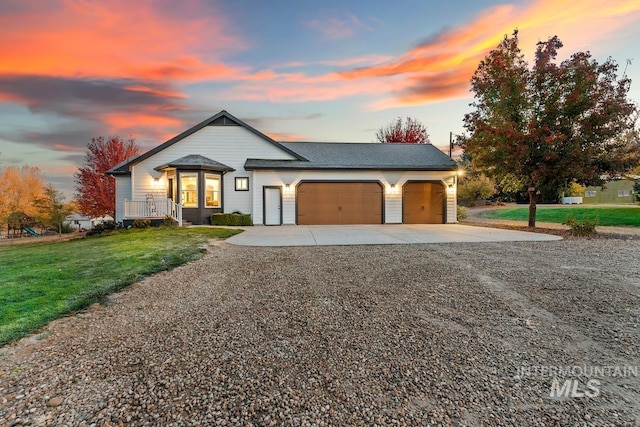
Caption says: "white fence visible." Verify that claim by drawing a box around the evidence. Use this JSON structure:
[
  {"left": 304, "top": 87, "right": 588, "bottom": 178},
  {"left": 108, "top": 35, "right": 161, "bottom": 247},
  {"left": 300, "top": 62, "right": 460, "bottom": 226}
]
[
  {"left": 562, "top": 196, "right": 583, "bottom": 205},
  {"left": 124, "top": 198, "right": 182, "bottom": 226}
]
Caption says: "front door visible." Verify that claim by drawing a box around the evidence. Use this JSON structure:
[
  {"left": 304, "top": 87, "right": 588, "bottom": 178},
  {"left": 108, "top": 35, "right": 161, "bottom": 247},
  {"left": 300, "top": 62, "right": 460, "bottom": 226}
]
[{"left": 264, "top": 187, "right": 282, "bottom": 225}]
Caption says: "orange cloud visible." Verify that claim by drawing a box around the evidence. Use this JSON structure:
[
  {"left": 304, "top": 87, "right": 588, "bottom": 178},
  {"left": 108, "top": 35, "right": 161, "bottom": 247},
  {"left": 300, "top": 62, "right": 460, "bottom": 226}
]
[
  {"left": 232, "top": 0, "right": 640, "bottom": 108},
  {"left": 101, "top": 113, "right": 184, "bottom": 130},
  {"left": 334, "top": 0, "right": 640, "bottom": 109},
  {"left": 51, "top": 143, "right": 82, "bottom": 152},
  {"left": 0, "top": 0, "right": 246, "bottom": 82},
  {"left": 42, "top": 164, "right": 79, "bottom": 175},
  {"left": 266, "top": 132, "right": 312, "bottom": 142}
]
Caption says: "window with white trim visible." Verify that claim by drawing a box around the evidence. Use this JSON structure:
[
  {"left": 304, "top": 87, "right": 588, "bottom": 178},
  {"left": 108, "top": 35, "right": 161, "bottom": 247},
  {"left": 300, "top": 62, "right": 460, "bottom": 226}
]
[
  {"left": 618, "top": 190, "right": 630, "bottom": 197},
  {"left": 205, "top": 174, "right": 220, "bottom": 207},
  {"left": 235, "top": 177, "right": 249, "bottom": 191},
  {"left": 584, "top": 191, "right": 596, "bottom": 197},
  {"left": 180, "top": 173, "right": 198, "bottom": 207}
]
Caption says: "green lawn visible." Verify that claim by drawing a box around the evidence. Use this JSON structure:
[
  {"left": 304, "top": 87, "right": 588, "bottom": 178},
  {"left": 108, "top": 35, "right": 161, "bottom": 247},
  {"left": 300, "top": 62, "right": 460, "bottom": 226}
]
[
  {"left": 478, "top": 206, "right": 640, "bottom": 226},
  {"left": 0, "top": 227, "right": 242, "bottom": 346}
]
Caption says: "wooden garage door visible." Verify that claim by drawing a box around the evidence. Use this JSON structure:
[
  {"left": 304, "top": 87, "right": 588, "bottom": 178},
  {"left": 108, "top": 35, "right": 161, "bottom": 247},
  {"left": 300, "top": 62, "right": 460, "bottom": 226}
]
[
  {"left": 403, "top": 182, "right": 445, "bottom": 224},
  {"left": 297, "top": 182, "right": 383, "bottom": 225}
]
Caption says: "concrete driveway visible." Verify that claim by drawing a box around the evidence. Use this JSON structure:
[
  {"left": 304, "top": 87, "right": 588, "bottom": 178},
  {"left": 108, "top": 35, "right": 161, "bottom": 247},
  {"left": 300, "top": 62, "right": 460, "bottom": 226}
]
[{"left": 227, "top": 224, "right": 562, "bottom": 246}]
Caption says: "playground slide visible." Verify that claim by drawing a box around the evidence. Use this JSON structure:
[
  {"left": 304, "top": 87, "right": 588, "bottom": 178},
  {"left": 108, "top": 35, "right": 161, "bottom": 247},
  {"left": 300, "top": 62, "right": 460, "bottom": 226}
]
[{"left": 23, "top": 226, "right": 42, "bottom": 237}]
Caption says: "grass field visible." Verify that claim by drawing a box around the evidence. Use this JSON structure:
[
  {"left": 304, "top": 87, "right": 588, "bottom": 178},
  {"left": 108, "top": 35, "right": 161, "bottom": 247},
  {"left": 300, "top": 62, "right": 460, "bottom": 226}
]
[
  {"left": 0, "top": 227, "right": 242, "bottom": 346},
  {"left": 478, "top": 206, "right": 640, "bottom": 226}
]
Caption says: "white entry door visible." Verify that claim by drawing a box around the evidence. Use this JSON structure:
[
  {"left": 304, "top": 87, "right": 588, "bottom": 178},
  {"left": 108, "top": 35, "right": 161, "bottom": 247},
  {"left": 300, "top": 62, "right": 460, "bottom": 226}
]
[{"left": 264, "top": 187, "right": 282, "bottom": 225}]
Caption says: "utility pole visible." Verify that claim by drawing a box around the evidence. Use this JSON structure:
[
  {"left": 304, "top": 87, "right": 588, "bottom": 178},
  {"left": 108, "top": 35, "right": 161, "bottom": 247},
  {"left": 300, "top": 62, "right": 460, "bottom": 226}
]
[{"left": 449, "top": 132, "right": 453, "bottom": 158}]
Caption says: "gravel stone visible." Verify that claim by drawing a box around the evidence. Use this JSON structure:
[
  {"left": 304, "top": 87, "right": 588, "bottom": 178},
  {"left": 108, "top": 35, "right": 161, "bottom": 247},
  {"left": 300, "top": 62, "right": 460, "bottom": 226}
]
[{"left": 0, "top": 236, "right": 638, "bottom": 426}]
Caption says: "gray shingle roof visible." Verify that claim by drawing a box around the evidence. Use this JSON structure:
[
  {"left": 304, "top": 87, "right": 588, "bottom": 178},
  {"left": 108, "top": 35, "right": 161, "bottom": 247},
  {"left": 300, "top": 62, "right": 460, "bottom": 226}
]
[
  {"left": 245, "top": 142, "right": 457, "bottom": 171},
  {"left": 155, "top": 154, "right": 235, "bottom": 172}
]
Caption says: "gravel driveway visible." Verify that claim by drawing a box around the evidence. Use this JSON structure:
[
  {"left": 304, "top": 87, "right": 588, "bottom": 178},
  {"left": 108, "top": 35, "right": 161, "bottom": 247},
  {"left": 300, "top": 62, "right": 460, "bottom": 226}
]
[{"left": 1, "top": 237, "right": 639, "bottom": 426}]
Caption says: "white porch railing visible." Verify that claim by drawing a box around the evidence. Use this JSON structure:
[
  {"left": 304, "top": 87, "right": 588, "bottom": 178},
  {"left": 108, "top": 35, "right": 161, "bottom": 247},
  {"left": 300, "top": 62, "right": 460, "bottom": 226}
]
[{"left": 124, "top": 198, "right": 183, "bottom": 226}]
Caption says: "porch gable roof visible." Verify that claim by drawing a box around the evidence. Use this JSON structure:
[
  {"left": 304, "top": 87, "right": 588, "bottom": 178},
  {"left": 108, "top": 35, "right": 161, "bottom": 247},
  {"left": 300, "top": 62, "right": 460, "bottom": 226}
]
[{"left": 154, "top": 154, "right": 235, "bottom": 172}]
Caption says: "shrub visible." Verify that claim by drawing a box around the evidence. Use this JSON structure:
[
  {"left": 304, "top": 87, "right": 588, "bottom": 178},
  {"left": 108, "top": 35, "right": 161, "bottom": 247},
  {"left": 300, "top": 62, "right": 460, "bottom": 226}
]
[
  {"left": 132, "top": 219, "right": 151, "bottom": 229},
  {"left": 565, "top": 181, "right": 586, "bottom": 197},
  {"left": 162, "top": 215, "right": 178, "bottom": 227},
  {"left": 457, "top": 206, "right": 468, "bottom": 221},
  {"left": 211, "top": 213, "right": 252, "bottom": 226},
  {"left": 458, "top": 174, "right": 497, "bottom": 201},
  {"left": 563, "top": 215, "right": 599, "bottom": 237},
  {"left": 86, "top": 221, "right": 117, "bottom": 236},
  {"left": 60, "top": 222, "right": 76, "bottom": 234}
]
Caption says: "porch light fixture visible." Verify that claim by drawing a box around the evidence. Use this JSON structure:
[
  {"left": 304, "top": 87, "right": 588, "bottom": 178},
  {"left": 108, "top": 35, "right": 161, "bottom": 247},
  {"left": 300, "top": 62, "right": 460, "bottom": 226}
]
[
  {"left": 447, "top": 184, "right": 455, "bottom": 195},
  {"left": 152, "top": 177, "right": 160, "bottom": 188}
]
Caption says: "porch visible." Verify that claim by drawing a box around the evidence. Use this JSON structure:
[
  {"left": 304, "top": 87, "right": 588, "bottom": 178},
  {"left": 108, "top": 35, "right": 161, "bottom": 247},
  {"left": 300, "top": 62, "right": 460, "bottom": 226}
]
[{"left": 124, "top": 197, "right": 183, "bottom": 226}]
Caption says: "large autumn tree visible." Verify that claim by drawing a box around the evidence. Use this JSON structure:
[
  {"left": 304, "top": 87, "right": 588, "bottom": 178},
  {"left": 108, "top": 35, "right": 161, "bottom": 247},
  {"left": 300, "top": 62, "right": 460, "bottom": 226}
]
[
  {"left": 376, "top": 117, "right": 430, "bottom": 143},
  {"left": 461, "top": 31, "right": 636, "bottom": 226},
  {"left": 0, "top": 165, "right": 46, "bottom": 221},
  {"left": 74, "top": 136, "right": 140, "bottom": 217}
]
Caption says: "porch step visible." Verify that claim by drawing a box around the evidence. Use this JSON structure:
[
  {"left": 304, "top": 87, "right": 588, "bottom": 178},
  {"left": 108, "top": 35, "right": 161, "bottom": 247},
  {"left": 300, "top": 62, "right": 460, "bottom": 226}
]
[{"left": 182, "top": 220, "right": 192, "bottom": 227}]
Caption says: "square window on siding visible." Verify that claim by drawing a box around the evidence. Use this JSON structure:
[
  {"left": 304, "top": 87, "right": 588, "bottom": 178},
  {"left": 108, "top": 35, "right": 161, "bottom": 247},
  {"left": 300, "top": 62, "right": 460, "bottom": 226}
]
[
  {"left": 618, "top": 190, "right": 630, "bottom": 197},
  {"left": 584, "top": 191, "right": 596, "bottom": 197},
  {"left": 180, "top": 173, "right": 198, "bottom": 207},
  {"left": 205, "top": 174, "right": 220, "bottom": 207},
  {"left": 235, "top": 177, "right": 249, "bottom": 191}
]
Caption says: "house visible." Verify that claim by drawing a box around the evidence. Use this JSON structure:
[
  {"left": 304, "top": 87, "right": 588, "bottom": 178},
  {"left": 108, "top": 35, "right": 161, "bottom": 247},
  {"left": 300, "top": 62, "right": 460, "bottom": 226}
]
[
  {"left": 64, "top": 213, "right": 114, "bottom": 230},
  {"left": 582, "top": 179, "right": 637, "bottom": 204},
  {"left": 108, "top": 110, "right": 459, "bottom": 226}
]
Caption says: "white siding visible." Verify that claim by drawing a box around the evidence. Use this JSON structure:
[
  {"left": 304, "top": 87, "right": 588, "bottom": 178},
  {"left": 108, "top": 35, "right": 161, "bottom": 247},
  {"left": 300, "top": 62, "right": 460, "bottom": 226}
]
[
  {"left": 127, "top": 126, "right": 297, "bottom": 220},
  {"left": 253, "top": 170, "right": 457, "bottom": 225},
  {"left": 445, "top": 176, "right": 457, "bottom": 224},
  {"left": 114, "top": 176, "right": 131, "bottom": 223}
]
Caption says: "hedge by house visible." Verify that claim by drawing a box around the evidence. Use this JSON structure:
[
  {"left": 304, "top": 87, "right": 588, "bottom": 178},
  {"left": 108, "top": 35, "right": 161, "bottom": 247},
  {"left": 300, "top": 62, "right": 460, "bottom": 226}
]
[{"left": 211, "top": 213, "right": 252, "bottom": 226}]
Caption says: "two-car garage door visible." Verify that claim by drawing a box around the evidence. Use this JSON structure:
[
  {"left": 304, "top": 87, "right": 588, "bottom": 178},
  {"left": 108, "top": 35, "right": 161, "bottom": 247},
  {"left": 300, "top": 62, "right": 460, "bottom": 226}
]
[
  {"left": 297, "top": 182, "right": 383, "bottom": 225},
  {"left": 295, "top": 181, "right": 446, "bottom": 225}
]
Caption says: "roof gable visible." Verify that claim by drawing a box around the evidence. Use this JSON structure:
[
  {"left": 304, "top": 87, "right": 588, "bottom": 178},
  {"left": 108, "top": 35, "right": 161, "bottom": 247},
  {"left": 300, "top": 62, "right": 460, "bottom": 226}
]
[{"left": 107, "top": 110, "right": 305, "bottom": 175}]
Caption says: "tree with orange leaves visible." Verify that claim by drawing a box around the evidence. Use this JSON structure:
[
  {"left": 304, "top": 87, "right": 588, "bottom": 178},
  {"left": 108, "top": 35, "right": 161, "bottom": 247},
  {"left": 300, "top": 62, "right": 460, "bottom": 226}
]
[
  {"left": 74, "top": 136, "right": 140, "bottom": 217},
  {"left": 376, "top": 117, "right": 430, "bottom": 144},
  {"left": 0, "top": 165, "right": 46, "bottom": 221}
]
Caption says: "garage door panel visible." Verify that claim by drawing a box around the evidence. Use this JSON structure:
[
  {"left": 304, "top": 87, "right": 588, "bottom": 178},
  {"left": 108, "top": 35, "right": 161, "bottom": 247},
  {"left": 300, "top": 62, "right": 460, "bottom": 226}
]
[
  {"left": 297, "top": 182, "right": 382, "bottom": 225},
  {"left": 402, "top": 182, "right": 445, "bottom": 224}
]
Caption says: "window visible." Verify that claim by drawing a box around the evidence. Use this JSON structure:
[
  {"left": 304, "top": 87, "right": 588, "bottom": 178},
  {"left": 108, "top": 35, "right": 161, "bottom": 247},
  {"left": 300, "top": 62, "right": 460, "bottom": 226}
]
[
  {"left": 180, "top": 173, "right": 198, "bottom": 207},
  {"left": 618, "top": 190, "right": 630, "bottom": 197},
  {"left": 205, "top": 174, "right": 220, "bottom": 207},
  {"left": 584, "top": 191, "right": 596, "bottom": 197},
  {"left": 235, "top": 177, "right": 249, "bottom": 191}
]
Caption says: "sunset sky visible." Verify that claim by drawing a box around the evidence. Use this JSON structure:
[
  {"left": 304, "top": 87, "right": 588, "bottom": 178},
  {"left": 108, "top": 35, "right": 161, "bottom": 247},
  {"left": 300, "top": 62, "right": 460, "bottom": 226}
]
[{"left": 1, "top": 0, "right": 639, "bottom": 199}]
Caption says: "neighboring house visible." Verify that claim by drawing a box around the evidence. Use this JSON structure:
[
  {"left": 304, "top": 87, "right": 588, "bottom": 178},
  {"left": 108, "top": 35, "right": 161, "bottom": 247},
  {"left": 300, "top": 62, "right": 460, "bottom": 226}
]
[
  {"left": 64, "top": 213, "right": 114, "bottom": 230},
  {"left": 582, "top": 179, "right": 636, "bottom": 204},
  {"left": 108, "top": 110, "right": 459, "bottom": 226}
]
